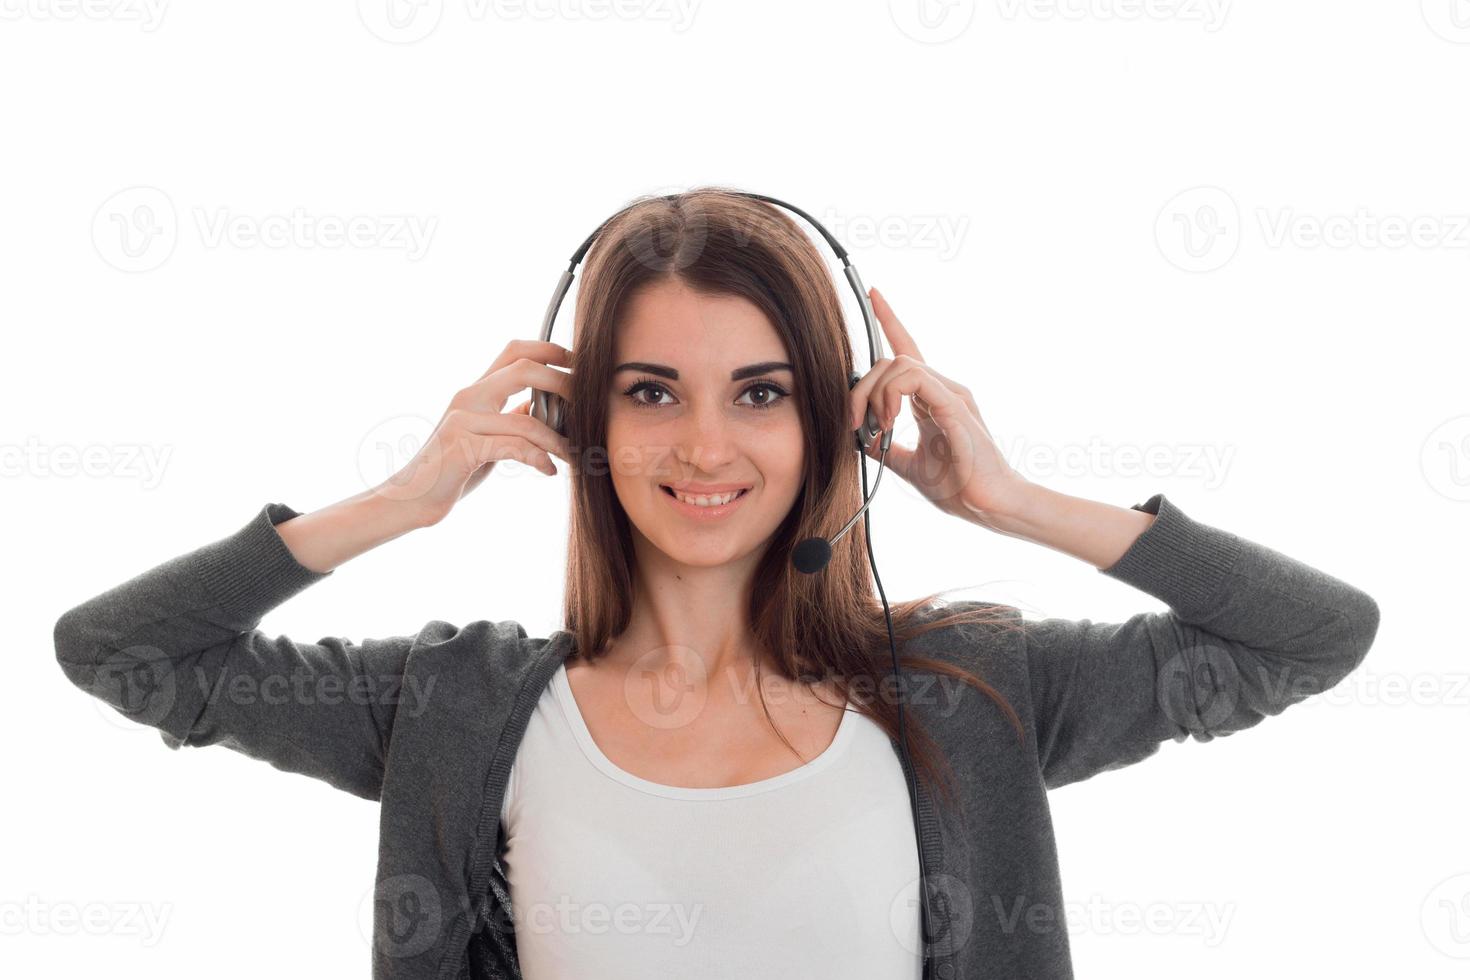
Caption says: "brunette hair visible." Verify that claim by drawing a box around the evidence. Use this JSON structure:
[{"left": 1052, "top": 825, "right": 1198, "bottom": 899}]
[{"left": 559, "top": 185, "right": 1025, "bottom": 809}]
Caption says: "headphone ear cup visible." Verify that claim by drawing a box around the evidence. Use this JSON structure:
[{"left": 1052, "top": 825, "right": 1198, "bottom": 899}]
[
  {"left": 530, "top": 389, "right": 568, "bottom": 438},
  {"left": 848, "top": 370, "right": 879, "bottom": 451}
]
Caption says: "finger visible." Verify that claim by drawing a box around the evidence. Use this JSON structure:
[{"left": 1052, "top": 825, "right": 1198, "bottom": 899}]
[
  {"left": 469, "top": 433, "right": 556, "bottom": 477},
  {"left": 861, "top": 428, "right": 916, "bottom": 478},
  {"left": 454, "top": 407, "right": 573, "bottom": 462},
  {"left": 851, "top": 355, "right": 941, "bottom": 431},
  {"left": 857, "top": 339, "right": 976, "bottom": 424},
  {"left": 464, "top": 360, "right": 572, "bottom": 413},
  {"left": 848, "top": 356, "right": 897, "bottom": 431},
  {"left": 869, "top": 287, "right": 924, "bottom": 363},
  {"left": 908, "top": 362, "right": 979, "bottom": 422},
  {"left": 477, "top": 340, "right": 572, "bottom": 382},
  {"left": 851, "top": 357, "right": 976, "bottom": 434},
  {"left": 874, "top": 363, "right": 968, "bottom": 432}
]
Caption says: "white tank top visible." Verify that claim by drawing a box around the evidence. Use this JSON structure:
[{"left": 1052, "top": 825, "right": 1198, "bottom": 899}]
[{"left": 499, "top": 663, "right": 925, "bottom": 979}]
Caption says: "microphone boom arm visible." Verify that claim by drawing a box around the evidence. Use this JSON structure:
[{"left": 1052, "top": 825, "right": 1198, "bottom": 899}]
[{"left": 829, "top": 433, "right": 892, "bottom": 548}]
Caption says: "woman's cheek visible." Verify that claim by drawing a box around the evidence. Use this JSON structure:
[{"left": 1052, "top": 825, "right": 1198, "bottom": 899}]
[{"left": 761, "top": 416, "right": 805, "bottom": 495}]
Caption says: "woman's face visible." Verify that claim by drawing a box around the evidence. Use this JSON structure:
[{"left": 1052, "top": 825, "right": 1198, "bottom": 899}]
[{"left": 605, "top": 278, "right": 805, "bottom": 569}]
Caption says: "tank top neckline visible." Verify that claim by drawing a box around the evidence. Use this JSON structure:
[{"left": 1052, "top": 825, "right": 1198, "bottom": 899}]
[{"left": 550, "top": 662, "right": 859, "bottom": 801}]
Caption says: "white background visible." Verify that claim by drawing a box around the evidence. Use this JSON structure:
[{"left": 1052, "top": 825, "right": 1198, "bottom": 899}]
[{"left": 5, "top": 1, "right": 1468, "bottom": 977}]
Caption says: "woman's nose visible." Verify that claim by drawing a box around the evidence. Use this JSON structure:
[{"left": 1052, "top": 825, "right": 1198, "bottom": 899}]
[{"left": 673, "top": 401, "right": 739, "bottom": 472}]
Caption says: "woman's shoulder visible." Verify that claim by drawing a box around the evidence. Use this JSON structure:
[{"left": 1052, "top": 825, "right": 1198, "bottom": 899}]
[
  {"left": 910, "top": 597, "right": 1026, "bottom": 639},
  {"left": 374, "top": 618, "right": 572, "bottom": 729},
  {"left": 395, "top": 617, "right": 571, "bottom": 674},
  {"left": 899, "top": 597, "right": 1031, "bottom": 673}
]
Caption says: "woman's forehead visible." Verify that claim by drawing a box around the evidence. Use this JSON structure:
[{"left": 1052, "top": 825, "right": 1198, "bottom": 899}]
[{"left": 615, "top": 282, "right": 788, "bottom": 368}]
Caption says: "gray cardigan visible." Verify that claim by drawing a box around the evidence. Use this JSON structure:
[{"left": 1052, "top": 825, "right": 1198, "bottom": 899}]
[{"left": 52, "top": 492, "right": 1380, "bottom": 979}]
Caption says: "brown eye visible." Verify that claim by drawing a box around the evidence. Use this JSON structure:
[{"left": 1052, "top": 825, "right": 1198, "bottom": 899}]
[
  {"left": 738, "top": 382, "right": 789, "bottom": 410},
  {"left": 622, "top": 378, "right": 672, "bottom": 409}
]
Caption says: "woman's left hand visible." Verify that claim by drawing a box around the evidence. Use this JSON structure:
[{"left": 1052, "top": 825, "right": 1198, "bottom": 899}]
[{"left": 848, "top": 286, "right": 1032, "bottom": 528}]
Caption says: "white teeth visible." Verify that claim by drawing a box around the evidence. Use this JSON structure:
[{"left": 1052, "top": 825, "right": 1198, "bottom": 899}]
[{"left": 670, "top": 488, "right": 745, "bottom": 507}]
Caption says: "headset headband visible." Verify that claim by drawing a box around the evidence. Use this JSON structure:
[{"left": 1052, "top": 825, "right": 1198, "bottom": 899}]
[{"left": 536, "top": 191, "right": 888, "bottom": 393}]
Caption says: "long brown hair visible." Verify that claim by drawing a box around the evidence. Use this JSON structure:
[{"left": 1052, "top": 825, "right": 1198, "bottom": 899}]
[{"left": 559, "top": 186, "right": 1025, "bottom": 809}]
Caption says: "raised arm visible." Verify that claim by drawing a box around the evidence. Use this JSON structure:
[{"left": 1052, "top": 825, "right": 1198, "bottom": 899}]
[
  {"left": 52, "top": 491, "right": 426, "bottom": 800},
  {"left": 839, "top": 289, "right": 1379, "bottom": 789},
  {"left": 53, "top": 338, "right": 577, "bottom": 800},
  {"left": 983, "top": 486, "right": 1381, "bottom": 790}
]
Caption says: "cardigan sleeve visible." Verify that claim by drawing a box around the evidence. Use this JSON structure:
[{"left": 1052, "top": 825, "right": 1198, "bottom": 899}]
[
  {"left": 1021, "top": 493, "right": 1380, "bottom": 790},
  {"left": 53, "top": 502, "right": 417, "bottom": 802}
]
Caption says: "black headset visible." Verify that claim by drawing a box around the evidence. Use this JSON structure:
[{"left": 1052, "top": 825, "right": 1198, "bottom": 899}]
[{"left": 529, "top": 191, "right": 936, "bottom": 970}]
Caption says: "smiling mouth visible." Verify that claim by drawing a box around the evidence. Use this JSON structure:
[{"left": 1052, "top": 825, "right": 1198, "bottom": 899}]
[{"left": 660, "top": 486, "right": 751, "bottom": 506}]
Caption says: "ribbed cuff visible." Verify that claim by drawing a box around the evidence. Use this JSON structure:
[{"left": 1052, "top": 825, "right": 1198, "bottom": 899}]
[
  {"left": 194, "top": 502, "right": 333, "bottom": 625},
  {"left": 1098, "top": 493, "right": 1243, "bottom": 619}
]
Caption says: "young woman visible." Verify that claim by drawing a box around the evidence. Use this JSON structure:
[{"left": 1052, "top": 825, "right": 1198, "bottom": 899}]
[{"left": 55, "top": 189, "right": 1380, "bottom": 980}]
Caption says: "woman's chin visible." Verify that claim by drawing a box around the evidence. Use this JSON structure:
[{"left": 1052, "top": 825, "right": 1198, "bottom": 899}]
[{"left": 639, "top": 525, "right": 765, "bottom": 569}]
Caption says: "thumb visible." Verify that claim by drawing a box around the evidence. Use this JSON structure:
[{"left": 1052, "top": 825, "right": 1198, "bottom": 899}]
[{"left": 864, "top": 436, "right": 914, "bottom": 479}]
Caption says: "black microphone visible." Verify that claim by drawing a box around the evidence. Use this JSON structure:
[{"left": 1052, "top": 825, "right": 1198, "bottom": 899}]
[{"left": 791, "top": 426, "right": 893, "bottom": 574}]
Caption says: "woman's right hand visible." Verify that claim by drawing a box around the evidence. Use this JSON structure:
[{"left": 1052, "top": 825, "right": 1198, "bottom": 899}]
[{"left": 377, "top": 339, "right": 574, "bottom": 528}]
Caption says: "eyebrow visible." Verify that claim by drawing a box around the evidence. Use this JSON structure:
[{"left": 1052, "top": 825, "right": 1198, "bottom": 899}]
[{"left": 613, "top": 361, "right": 794, "bottom": 382}]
